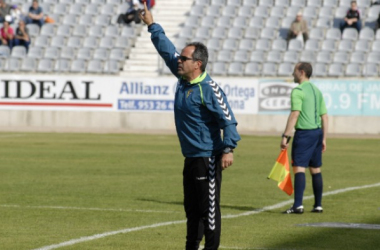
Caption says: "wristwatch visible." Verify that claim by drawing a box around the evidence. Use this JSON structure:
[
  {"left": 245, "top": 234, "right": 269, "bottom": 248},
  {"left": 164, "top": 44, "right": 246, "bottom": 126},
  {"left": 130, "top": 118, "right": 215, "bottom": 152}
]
[
  {"left": 282, "top": 134, "right": 291, "bottom": 139},
  {"left": 223, "top": 147, "right": 234, "bottom": 154}
]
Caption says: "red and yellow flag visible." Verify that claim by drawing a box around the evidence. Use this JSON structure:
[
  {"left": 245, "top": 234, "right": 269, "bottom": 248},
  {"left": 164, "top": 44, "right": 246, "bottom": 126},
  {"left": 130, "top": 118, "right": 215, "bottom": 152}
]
[{"left": 267, "top": 149, "right": 293, "bottom": 196}]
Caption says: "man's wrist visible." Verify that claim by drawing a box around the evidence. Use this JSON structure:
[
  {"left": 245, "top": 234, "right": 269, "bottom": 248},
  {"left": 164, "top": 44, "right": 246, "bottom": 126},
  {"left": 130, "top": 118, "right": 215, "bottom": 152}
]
[
  {"left": 223, "top": 147, "right": 234, "bottom": 154},
  {"left": 147, "top": 22, "right": 155, "bottom": 28},
  {"left": 282, "top": 134, "right": 291, "bottom": 139}
]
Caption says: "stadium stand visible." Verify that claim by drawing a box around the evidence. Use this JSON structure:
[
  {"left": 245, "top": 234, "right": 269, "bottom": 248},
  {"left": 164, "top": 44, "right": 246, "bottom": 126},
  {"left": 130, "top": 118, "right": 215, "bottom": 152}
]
[{"left": 163, "top": 0, "right": 380, "bottom": 77}]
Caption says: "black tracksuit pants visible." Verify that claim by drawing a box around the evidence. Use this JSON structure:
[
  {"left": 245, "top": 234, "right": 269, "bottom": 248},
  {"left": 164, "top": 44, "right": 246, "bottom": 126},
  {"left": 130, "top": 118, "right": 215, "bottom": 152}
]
[{"left": 183, "top": 156, "right": 222, "bottom": 250}]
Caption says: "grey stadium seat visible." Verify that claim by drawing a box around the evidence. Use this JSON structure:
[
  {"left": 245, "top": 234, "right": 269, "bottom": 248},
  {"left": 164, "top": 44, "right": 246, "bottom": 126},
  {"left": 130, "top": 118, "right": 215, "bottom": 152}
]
[
  {"left": 56, "top": 24, "right": 72, "bottom": 37},
  {"left": 249, "top": 16, "right": 265, "bottom": 29},
  {"left": 307, "top": 0, "right": 322, "bottom": 7},
  {"left": 63, "top": 14, "right": 79, "bottom": 26},
  {"left": 321, "top": 39, "right": 337, "bottom": 52},
  {"left": 27, "top": 47, "right": 43, "bottom": 59},
  {"left": 303, "top": 7, "right": 318, "bottom": 20},
  {"left": 338, "top": 40, "right": 354, "bottom": 52},
  {"left": 271, "top": 39, "right": 287, "bottom": 51},
  {"left": 359, "top": 28, "right": 375, "bottom": 40},
  {"left": 367, "top": 52, "right": 380, "bottom": 64},
  {"left": 69, "top": 3, "right": 85, "bottom": 15},
  {"left": 37, "top": 59, "right": 54, "bottom": 73},
  {"left": 255, "top": 39, "right": 271, "bottom": 51},
  {"left": 87, "top": 59, "right": 103, "bottom": 73},
  {"left": 190, "top": 5, "right": 205, "bottom": 17},
  {"left": 95, "top": 15, "right": 110, "bottom": 26},
  {"left": 121, "top": 26, "right": 137, "bottom": 38},
  {"left": 227, "top": 0, "right": 241, "bottom": 6},
  {"left": 319, "top": 6, "right": 335, "bottom": 18},
  {"left": 0, "top": 45, "right": 10, "bottom": 58},
  {"left": 21, "top": 58, "right": 37, "bottom": 72},
  {"left": 300, "top": 50, "right": 316, "bottom": 63},
  {"left": 254, "top": 6, "right": 270, "bottom": 18},
  {"left": 371, "top": 40, "right": 380, "bottom": 52},
  {"left": 376, "top": 30, "right": 380, "bottom": 40},
  {"left": 233, "top": 50, "right": 250, "bottom": 63},
  {"left": 174, "top": 38, "right": 189, "bottom": 51},
  {"left": 101, "top": 4, "right": 115, "bottom": 15},
  {"left": 323, "top": 0, "right": 338, "bottom": 7},
  {"left": 227, "top": 62, "right": 244, "bottom": 76},
  {"left": 103, "top": 60, "right": 120, "bottom": 74},
  {"left": 278, "top": 62, "right": 294, "bottom": 76},
  {"left": 350, "top": 51, "right": 366, "bottom": 64},
  {"left": 270, "top": 6, "right": 286, "bottom": 17},
  {"left": 313, "top": 63, "right": 328, "bottom": 77},
  {"left": 316, "top": 51, "right": 333, "bottom": 63},
  {"left": 265, "top": 17, "right": 281, "bottom": 29},
  {"left": 91, "top": 0, "right": 106, "bottom": 4},
  {"left": 73, "top": 25, "right": 88, "bottom": 37},
  {"left": 339, "top": 0, "right": 351, "bottom": 7},
  {"left": 44, "top": 47, "right": 60, "bottom": 59},
  {"left": 109, "top": 48, "right": 125, "bottom": 61},
  {"left": 288, "top": 39, "right": 303, "bottom": 51},
  {"left": 70, "top": 59, "right": 86, "bottom": 73},
  {"left": 207, "top": 6, "right": 222, "bottom": 17},
  {"left": 85, "top": 3, "right": 99, "bottom": 14},
  {"left": 286, "top": 6, "right": 301, "bottom": 17},
  {"left": 275, "top": 0, "right": 290, "bottom": 7},
  {"left": 77, "top": 48, "right": 92, "bottom": 60},
  {"left": 211, "top": 0, "right": 226, "bottom": 6},
  {"left": 250, "top": 50, "right": 266, "bottom": 62},
  {"left": 342, "top": 28, "right": 359, "bottom": 40},
  {"left": 244, "top": 27, "right": 260, "bottom": 39},
  {"left": 207, "top": 38, "right": 223, "bottom": 51},
  {"left": 238, "top": 6, "right": 254, "bottom": 17},
  {"left": 67, "top": 36, "right": 82, "bottom": 48},
  {"left": 60, "top": 47, "right": 76, "bottom": 59},
  {"left": 99, "top": 37, "right": 114, "bottom": 49},
  {"left": 11, "top": 46, "right": 27, "bottom": 58},
  {"left": 50, "top": 36, "right": 66, "bottom": 48},
  {"left": 345, "top": 63, "right": 361, "bottom": 77},
  {"left": 212, "top": 27, "right": 227, "bottom": 39},
  {"left": 40, "top": 24, "right": 55, "bottom": 37},
  {"left": 291, "top": 0, "right": 306, "bottom": 7},
  {"left": 105, "top": 26, "right": 119, "bottom": 38},
  {"left": 26, "top": 24, "right": 40, "bottom": 37},
  {"left": 244, "top": 62, "right": 261, "bottom": 76},
  {"left": 79, "top": 14, "right": 94, "bottom": 25},
  {"left": 228, "top": 28, "right": 244, "bottom": 39},
  {"left": 233, "top": 16, "right": 248, "bottom": 28},
  {"left": 260, "top": 27, "right": 276, "bottom": 40},
  {"left": 266, "top": 51, "right": 282, "bottom": 63},
  {"left": 328, "top": 63, "right": 344, "bottom": 77},
  {"left": 283, "top": 51, "right": 299, "bottom": 63},
  {"left": 5, "top": 58, "right": 21, "bottom": 72},
  {"left": 333, "top": 51, "right": 350, "bottom": 64},
  {"left": 217, "top": 50, "right": 234, "bottom": 62},
  {"left": 222, "top": 6, "right": 237, "bottom": 17},
  {"left": 362, "top": 63, "right": 379, "bottom": 77},
  {"left": 88, "top": 25, "right": 104, "bottom": 38},
  {"left": 326, "top": 28, "right": 341, "bottom": 40},
  {"left": 194, "top": 0, "right": 208, "bottom": 6},
  {"left": 259, "top": 0, "right": 273, "bottom": 6},
  {"left": 53, "top": 3, "right": 69, "bottom": 15},
  {"left": 304, "top": 39, "right": 320, "bottom": 52},
  {"left": 309, "top": 28, "right": 325, "bottom": 40},
  {"left": 262, "top": 62, "right": 277, "bottom": 76},
  {"left": 355, "top": 40, "right": 371, "bottom": 52},
  {"left": 48, "top": 13, "right": 62, "bottom": 24},
  {"left": 210, "top": 15, "right": 228, "bottom": 27},
  {"left": 212, "top": 62, "right": 228, "bottom": 76},
  {"left": 195, "top": 27, "right": 211, "bottom": 39},
  {"left": 243, "top": 0, "right": 258, "bottom": 6},
  {"left": 239, "top": 39, "right": 255, "bottom": 51},
  {"left": 316, "top": 17, "right": 333, "bottom": 28},
  {"left": 93, "top": 48, "right": 109, "bottom": 60}
]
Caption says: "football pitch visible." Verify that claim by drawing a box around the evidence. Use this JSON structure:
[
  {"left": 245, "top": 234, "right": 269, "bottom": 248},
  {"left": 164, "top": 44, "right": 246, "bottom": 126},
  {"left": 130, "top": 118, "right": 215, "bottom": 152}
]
[{"left": 0, "top": 132, "right": 379, "bottom": 250}]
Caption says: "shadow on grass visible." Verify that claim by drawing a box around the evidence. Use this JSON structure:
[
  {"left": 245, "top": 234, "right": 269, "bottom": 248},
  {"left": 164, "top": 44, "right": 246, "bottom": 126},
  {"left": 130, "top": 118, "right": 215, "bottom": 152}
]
[{"left": 138, "top": 198, "right": 267, "bottom": 212}]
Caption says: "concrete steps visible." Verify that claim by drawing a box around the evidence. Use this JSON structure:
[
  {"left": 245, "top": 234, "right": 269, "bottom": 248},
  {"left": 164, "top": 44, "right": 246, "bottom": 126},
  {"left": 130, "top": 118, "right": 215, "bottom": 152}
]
[{"left": 122, "top": 0, "right": 193, "bottom": 76}]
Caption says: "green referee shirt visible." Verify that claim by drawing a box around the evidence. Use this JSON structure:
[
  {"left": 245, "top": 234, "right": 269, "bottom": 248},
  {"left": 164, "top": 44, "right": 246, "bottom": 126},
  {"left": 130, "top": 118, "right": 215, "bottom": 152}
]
[{"left": 291, "top": 81, "right": 327, "bottom": 130}]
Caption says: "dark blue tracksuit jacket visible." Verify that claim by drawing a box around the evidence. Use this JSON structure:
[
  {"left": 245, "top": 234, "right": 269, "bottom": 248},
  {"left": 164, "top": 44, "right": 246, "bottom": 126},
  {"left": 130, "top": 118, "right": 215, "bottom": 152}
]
[{"left": 148, "top": 23, "right": 241, "bottom": 157}]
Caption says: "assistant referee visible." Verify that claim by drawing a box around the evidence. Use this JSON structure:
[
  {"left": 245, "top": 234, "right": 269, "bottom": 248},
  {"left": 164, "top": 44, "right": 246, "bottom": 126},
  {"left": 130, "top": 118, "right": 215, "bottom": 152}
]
[{"left": 281, "top": 62, "right": 328, "bottom": 214}]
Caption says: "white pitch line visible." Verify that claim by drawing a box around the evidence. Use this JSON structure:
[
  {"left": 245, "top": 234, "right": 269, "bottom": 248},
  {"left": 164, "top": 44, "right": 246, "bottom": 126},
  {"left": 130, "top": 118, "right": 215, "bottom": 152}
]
[
  {"left": 33, "top": 182, "right": 380, "bottom": 250},
  {"left": 0, "top": 204, "right": 180, "bottom": 214}
]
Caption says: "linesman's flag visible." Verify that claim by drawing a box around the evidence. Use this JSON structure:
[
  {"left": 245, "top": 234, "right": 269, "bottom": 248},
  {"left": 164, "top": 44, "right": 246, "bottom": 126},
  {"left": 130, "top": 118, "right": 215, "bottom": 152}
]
[{"left": 267, "top": 149, "right": 293, "bottom": 196}]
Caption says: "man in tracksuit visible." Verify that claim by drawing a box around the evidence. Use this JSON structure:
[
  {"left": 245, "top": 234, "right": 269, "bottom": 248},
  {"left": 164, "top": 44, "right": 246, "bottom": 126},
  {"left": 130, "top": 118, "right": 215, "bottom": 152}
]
[{"left": 139, "top": 4, "right": 240, "bottom": 250}]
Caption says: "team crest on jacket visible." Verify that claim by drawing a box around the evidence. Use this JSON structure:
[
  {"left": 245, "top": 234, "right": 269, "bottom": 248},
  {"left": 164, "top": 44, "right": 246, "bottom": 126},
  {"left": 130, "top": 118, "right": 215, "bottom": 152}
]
[
  {"left": 186, "top": 89, "right": 193, "bottom": 98},
  {"left": 208, "top": 81, "right": 232, "bottom": 121}
]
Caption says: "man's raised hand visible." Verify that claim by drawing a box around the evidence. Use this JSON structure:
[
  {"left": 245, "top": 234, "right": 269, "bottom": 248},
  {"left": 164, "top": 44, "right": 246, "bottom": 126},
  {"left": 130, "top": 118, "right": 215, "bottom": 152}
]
[{"left": 138, "top": 2, "right": 153, "bottom": 26}]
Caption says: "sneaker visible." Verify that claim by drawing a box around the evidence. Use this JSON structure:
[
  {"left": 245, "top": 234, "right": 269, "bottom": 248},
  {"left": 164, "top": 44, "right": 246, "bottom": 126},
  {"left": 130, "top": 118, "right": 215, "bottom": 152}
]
[
  {"left": 283, "top": 205, "right": 304, "bottom": 214},
  {"left": 311, "top": 206, "right": 323, "bottom": 213}
]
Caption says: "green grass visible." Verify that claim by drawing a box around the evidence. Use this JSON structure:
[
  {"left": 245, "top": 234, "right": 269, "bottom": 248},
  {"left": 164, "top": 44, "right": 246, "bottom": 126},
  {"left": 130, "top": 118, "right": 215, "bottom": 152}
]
[{"left": 0, "top": 133, "right": 379, "bottom": 250}]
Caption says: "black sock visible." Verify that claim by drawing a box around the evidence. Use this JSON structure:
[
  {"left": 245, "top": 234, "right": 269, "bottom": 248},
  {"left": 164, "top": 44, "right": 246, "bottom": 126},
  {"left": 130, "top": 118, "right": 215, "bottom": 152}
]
[
  {"left": 293, "top": 172, "right": 305, "bottom": 208},
  {"left": 312, "top": 172, "right": 323, "bottom": 207}
]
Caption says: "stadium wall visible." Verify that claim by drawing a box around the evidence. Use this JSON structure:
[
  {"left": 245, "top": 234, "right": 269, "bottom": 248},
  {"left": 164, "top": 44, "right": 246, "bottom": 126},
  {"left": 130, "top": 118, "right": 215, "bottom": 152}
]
[{"left": 0, "top": 75, "right": 379, "bottom": 135}]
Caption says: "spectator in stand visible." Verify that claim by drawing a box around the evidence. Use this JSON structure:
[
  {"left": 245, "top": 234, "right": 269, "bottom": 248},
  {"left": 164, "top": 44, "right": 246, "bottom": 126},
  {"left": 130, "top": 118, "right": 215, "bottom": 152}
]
[
  {"left": 0, "top": 0, "right": 11, "bottom": 23},
  {"left": 26, "top": 0, "right": 44, "bottom": 27},
  {"left": 287, "top": 11, "right": 309, "bottom": 45},
  {"left": 10, "top": 5, "right": 25, "bottom": 24},
  {"left": 371, "top": 0, "right": 380, "bottom": 6},
  {"left": 340, "top": 1, "right": 361, "bottom": 33},
  {"left": 117, "top": 0, "right": 144, "bottom": 26},
  {"left": 0, "top": 20, "right": 14, "bottom": 48},
  {"left": 14, "top": 20, "right": 30, "bottom": 52}
]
